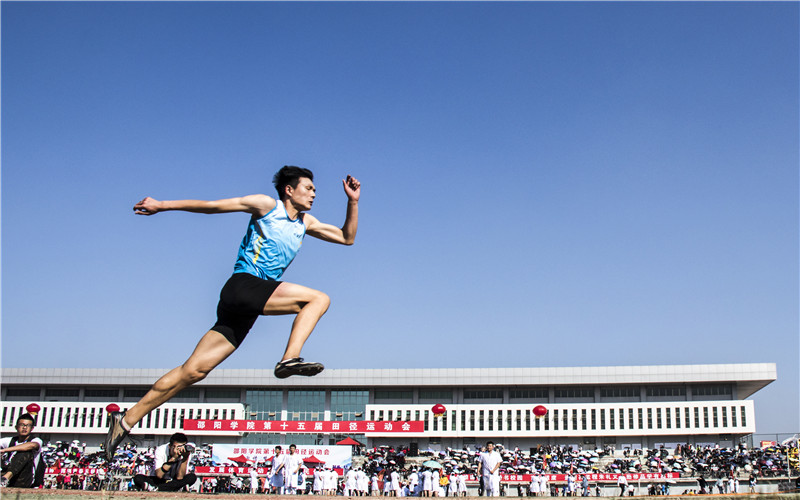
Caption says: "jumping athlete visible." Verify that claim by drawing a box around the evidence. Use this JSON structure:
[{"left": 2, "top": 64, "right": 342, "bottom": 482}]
[{"left": 104, "top": 166, "right": 360, "bottom": 460}]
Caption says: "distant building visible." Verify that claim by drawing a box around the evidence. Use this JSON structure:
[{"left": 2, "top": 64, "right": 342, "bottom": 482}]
[{"left": 1, "top": 363, "right": 775, "bottom": 451}]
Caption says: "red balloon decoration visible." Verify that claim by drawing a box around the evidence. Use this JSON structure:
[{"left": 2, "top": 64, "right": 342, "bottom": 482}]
[
  {"left": 26, "top": 403, "right": 41, "bottom": 415},
  {"left": 106, "top": 403, "right": 120, "bottom": 413},
  {"left": 432, "top": 403, "right": 446, "bottom": 416},
  {"left": 532, "top": 405, "right": 548, "bottom": 417}
]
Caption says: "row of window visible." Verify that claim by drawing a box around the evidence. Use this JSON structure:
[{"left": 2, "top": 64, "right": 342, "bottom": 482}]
[
  {"left": 369, "top": 405, "right": 749, "bottom": 433},
  {"left": 4, "top": 385, "right": 735, "bottom": 404}
]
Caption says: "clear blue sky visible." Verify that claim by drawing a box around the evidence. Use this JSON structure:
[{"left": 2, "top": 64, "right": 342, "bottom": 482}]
[{"left": 2, "top": 2, "right": 797, "bottom": 435}]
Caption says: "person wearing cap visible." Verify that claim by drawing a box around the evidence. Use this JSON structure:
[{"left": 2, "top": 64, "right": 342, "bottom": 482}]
[{"left": 0, "top": 413, "right": 43, "bottom": 488}]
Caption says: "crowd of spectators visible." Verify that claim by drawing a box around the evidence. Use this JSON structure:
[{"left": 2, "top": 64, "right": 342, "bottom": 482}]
[{"left": 30, "top": 438, "right": 799, "bottom": 494}]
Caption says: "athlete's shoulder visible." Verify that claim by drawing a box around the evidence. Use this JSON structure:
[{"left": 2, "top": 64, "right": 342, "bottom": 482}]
[{"left": 241, "top": 194, "right": 277, "bottom": 215}]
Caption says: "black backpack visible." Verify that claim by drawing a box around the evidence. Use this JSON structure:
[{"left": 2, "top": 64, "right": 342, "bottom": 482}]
[{"left": 9, "top": 436, "right": 46, "bottom": 488}]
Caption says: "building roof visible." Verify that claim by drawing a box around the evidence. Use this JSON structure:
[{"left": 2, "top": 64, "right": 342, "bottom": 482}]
[{"left": 1, "top": 363, "right": 776, "bottom": 398}]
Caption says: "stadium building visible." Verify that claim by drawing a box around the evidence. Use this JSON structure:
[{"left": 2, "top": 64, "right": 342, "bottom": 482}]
[{"left": 0, "top": 363, "right": 776, "bottom": 452}]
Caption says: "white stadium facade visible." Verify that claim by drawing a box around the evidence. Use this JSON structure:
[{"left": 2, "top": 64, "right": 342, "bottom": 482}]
[{"left": 0, "top": 363, "right": 776, "bottom": 452}]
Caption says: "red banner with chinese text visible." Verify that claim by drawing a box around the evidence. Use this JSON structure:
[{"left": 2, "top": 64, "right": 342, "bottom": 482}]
[
  {"left": 183, "top": 419, "right": 424, "bottom": 433},
  {"left": 194, "top": 466, "right": 343, "bottom": 476},
  {"left": 46, "top": 468, "right": 106, "bottom": 475},
  {"left": 464, "top": 473, "right": 681, "bottom": 483}
]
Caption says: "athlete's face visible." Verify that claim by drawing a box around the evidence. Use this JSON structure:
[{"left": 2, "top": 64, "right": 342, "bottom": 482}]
[{"left": 287, "top": 177, "right": 316, "bottom": 211}]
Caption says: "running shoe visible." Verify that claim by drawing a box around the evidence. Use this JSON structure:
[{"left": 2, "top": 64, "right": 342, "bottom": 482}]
[
  {"left": 274, "top": 357, "right": 324, "bottom": 378},
  {"left": 104, "top": 410, "right": 130, "bottom": 461},
  {"left": 0, "top": 476, "right": 8, "bottom": 488}
]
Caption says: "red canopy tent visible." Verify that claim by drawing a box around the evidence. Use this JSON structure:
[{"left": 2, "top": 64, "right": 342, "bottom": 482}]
[
  {"left": 336, "top": 437, "right": 364, "bottom": 446},
  {"left": 227, "top": 454, "right": 252, "bottom": 464},
  {"left": 303, "top": 455, "right": 325, "bottom": 464}
]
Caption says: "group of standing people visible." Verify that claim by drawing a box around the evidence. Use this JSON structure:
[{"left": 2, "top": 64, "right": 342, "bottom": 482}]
[{"left": 378, "top": 467, "right": 469, "bottom": 497}]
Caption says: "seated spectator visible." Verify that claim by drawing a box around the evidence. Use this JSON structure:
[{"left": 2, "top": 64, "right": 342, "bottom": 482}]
[{"left": 0, "top": 413, "right": 43, "bottom": 488}]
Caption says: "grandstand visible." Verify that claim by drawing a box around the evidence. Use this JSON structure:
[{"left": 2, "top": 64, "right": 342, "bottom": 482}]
[{"left": 0, "top": 363, "right": 776, "bottom": 452}]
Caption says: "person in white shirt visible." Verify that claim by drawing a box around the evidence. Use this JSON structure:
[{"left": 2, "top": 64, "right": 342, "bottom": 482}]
[
  {"left": 346, "top": 467, "right": 358, "bottom": 496},
  {"left": 410, "top": 469, "right": 420, "bottom": 496},
  {"left": 371, "top": 473, "right": 380, "bottom": 496},
  {"left": 422, "top": 468, "right": 433, "bottom": 496},
  {"left": 270, "top": 446, "right": 286, "bottom": 494},
  {"left": 478, "top": 441, "right": 502, "bottom": 497},
  {"left": 538, "top": 473, "right": 548, "bottom": 497},
  {"left": 449, "top": 472, "right": 459, "bottom": 496},
  {"left": 313, "top": 467, "right": 324, "bottom": 495},
  {"left": 284, "top": 445, "right": 303, "bottom": 494},
  {"left": 530, "top": 473, "right": 541, "bottom": 496},
  {"left": 357, "top": 468, "right": 369, "bottom": 496},
  {"left": 250, "top": 467, "right": 259, "bottom": 494},
  {"left": 457, "top": 473, "right": 467, "bottom": 497},
  {"left": 0, "top": 413, "right": 43, "bottom": 488},
  {"left": 132, "top": 433, "right": 196, "bottom": 492},
  {"left": 616, "top": 474, "right": 628, "bottom": 497},
  {"left": 323, "top": 467, "right": 338, "bottom": 496},
  {"left": 391, "top": 468, "right": 402, "bottom": 496}
]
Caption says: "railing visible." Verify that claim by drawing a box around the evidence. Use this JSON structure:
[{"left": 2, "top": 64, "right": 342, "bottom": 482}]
[
  {"left": 1, "top": 401, "right": 246, "bottom": 436},
  {"left": 365, "top": 400, "right": 756, "bottom": 437}
]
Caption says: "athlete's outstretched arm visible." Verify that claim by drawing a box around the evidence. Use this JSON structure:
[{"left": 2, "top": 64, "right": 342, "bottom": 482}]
[
  {"left": 305, "top": 175, "right": 360, "bottom": 245},
  {"left": 134, "top": 194, "right": 276, "bottom": 217}
]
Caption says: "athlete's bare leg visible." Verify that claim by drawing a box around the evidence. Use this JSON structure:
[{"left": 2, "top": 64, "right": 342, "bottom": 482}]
[
  {"left": 122, "top": 330, "right": 236, "bottom": 427},
  {"left": 118, "top": 283, "right": 327, "bottom": 429},
  {"left": 262, "top": 282, "right": 330, "bottom": 361}
]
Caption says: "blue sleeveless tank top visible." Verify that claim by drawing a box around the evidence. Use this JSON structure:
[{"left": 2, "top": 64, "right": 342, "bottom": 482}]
[{"left": 233, "top": 200, "right": 306, "bottom": 280}]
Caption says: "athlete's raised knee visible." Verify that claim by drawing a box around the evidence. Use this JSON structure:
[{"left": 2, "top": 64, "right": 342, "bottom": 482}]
[{"left": 312, "top": 290, "right": 331, "bottom": 310}]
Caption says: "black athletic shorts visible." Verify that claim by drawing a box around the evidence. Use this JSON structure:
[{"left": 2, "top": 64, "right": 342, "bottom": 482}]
[{"left": 211, "top": 273, "right": 282, "bottom": 348}]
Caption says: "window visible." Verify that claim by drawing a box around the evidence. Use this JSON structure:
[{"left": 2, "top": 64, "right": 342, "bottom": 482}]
[
  {"left": 287, "top": 391, "right": 324, "bottom": 420},
  {"left": 246, "top": 390, "right": 282, "bottom": 419},
  {"left": 374, "top": 390, "right": 412, "bottom": 402},
  {"left": 419, "top": 390, "right": 453, "bottom": 402},
  {"left": 205, "top": 389, "right": 240, "bottom": 402},
  {"left": 45, "top": 388, "right": 79, "bottom": 400},
  {"left": 84, "top": 388, "right": 119, "bottom": 401},
  {"left": 5, "top": 388, "right": 41, "bottom": 400},
  {"left": 331, "top": 391, "right": 368, "bottom": 420},
  {"left": 600, "top": 387, "right": 639, "bottom": 399},
  {"left": 692, "top": 385, "right": 732, "bottom": 399},
  {"left": 463, "top": 390, "right": 502, "bottom": 401},
  {"left": 555, "top": 387, "right": 593, "bottom": 399},
  {"left": 646, "top": 386, "right": 686, "bottom": 398},
  {"left": 124, "top": 388, "right": 149, "bottom": 401},
  {"left": 173, "top": 388, "right": 200, "bottom": 402},
  {"left": 509, "top": 389, "right": 548, "bottom": 400}
]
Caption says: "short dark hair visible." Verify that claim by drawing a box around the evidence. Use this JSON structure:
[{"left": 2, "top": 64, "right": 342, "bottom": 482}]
[
  {"left": 486, "top": 441, "right": 494, "bottom": 447},
  {"left": 275, "top": 445, "right": 282, "bottom": 451},
  {"left": 16, "top": 413, "right": 36, "bottom": 427},
  {"left": 169, "top": 432, "right": 188, "bottom": 444},
  {"left": 273, "top": 166, "right": 313, "bottom": 199}
]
